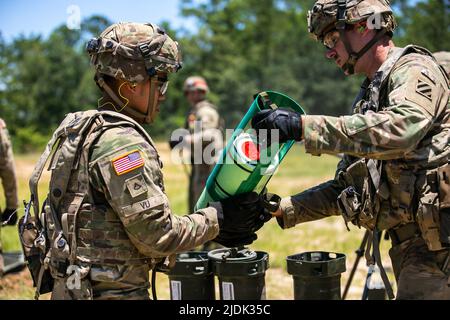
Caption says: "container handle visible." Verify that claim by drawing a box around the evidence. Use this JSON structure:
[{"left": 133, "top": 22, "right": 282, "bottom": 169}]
[{"left": 192, "top": 266, "right": 206, "bottom": 276}]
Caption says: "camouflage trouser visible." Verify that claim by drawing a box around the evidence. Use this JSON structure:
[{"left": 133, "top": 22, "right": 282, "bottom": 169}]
[
  {"left": 189, "top": 164, "right": 213, "bottom": 212},
  {"left": 389, "top": 236, "right": 450, "bottom": 300},
  {"left": 51, "top": 264, "right": 151, "bottom": 300}
]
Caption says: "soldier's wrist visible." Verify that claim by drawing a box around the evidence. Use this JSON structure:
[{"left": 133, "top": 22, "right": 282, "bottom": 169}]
[{"left": 208, "top": 201, "right": 223, "bottom": 226}]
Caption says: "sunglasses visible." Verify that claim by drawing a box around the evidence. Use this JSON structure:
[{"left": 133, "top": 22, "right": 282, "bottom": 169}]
[{"left": 323, "top": 30, "right": 340, "bottom": 50}]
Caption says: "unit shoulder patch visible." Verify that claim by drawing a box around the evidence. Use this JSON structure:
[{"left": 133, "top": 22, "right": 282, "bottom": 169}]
[
  {"left": 112, "top": 150, "right": 144, "bottom": 176},
  {"left": 416, "top": 78, "right": 433, "bottom": 102}
]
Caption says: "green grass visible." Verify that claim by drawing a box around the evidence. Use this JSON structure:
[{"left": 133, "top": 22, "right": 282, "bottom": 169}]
[{"left": 1, "top": 142, "right": 396, "bottom": 300}]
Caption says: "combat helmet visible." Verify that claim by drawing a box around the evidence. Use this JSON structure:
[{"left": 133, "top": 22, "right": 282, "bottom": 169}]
[
  {"left": 307, "top": 0, "right": 397, "bottom": 74},
  {"left": 183, "top": 76, "right": 210, "bottom": 93},
  {"left": 86, "top": 22, "right": 182, "bottom": 123}
]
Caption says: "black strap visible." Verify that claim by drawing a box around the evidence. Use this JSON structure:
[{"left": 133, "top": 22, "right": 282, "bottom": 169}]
[
  {"left": 372, "top": 229, "right": 395, "bottom": 299},
  {"left": 336, "top": 0, "right": 347, "bottom": 30},
  {"left": 151, "top": 265, "right": 158, "bottom": 300},
  {"left": 365, "top": 160, "right": 395, "bottom": 298},
  {"left": 341, "top": 29, "right": 388, "bottom": 75},
  {"left": 356, "top": 29, "right": 388, "bottom": 61}
]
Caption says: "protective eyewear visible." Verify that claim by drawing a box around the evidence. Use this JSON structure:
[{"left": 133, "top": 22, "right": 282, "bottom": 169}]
[
  {"left": 323, "top": 30, "right": 340, "bottom": 50},
  {"left": 154, "top": 75, "right": 169, "bottom": 95}
]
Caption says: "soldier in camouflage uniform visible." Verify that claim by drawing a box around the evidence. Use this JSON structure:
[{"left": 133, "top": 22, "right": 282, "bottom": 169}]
[
  {"left": 0, "top": 118, "right": 19, "bottom": 277},
  {"left": 24, "top": 22, "right": 269, "bottom": 300},
  {"left": 170, "top": 76, "right": 223, "bottom": 212},
  {"left": 434, "top": 52, "right": 450, "bottom": 79},
  {"left": 253, "top": 0, "right": 449, "bottom": 299}
]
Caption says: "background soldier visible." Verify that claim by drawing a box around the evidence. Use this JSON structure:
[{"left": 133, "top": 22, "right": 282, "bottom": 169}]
[
  {"left": 0, "top": 118, "right": 19, "bottom": 277},
  {"left": 434, "top": 51, "right": 450, "bottom": 78},
  {"left": 26, "top": 22, "right": 268, "bottom": 300},
  {"left": 253, "top": 0, "right": 449, "bottom": 299},
  {"left": 170, "top": 76, "right": 223, "bottom": 213}
]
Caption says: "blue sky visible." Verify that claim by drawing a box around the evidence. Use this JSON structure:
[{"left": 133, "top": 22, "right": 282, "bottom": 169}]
[
  {"left": 0, "top": 0, "right": 198, "bottom": 42},
  {"left": 0, "top": 0, "right": 423, "bottom": 42}
]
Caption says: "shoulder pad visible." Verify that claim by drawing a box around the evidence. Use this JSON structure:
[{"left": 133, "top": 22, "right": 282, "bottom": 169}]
[
  {"left": 397, "top": 52, "right": 435, "bottom": 66},
  {"left": 390, "top": 57, "right": 445, "bottom": 117},
  {"left": 91, "top": 126, "right": 145, "bottom": 158}
]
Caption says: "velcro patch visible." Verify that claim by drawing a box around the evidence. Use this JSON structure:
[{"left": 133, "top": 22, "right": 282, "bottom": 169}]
[
  {"left": 112, "top": 150, "right": 144, "bottom": 176},
  {"left": 126, "top": 173, "right": 148, "bottom": 198},
  {"left": 121, "top": 195, "right": 166, "bottom": 217},
  {"left": 416, "top": 79, "right": 433, "bottom": 101}
]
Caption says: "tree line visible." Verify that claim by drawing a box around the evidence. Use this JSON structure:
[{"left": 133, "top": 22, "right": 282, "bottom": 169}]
[{"left": 0, "top": 0, "right": 448, "bottom": 152}]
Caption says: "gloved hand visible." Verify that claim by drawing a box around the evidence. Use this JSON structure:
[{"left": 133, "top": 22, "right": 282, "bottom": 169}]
[
  {"left": 210, "top": 192, "right": 273, "bottom": 247},
  {"left": 212, "top": 232, "right": 258, "bottom": 248},
  {"left": 168, "top": 135, "right": 183, "bottom": 150},
  {"left": 251, "top": 108, "right": 302, "bottom": 145},
  {"left": 1, "top": 208, "right": 18, "bottom": 226}
]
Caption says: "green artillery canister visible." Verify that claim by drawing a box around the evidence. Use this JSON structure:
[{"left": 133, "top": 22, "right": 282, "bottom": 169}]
[
  {"left": 287, "top": 251, "right": 346, "bottom": 300},
  {"left": 167, "top": 251, "right": 215, "bottom": 300},
  {"left": 208, "top": 132, "right": 260, "bottom": 199},
  {"left": 208, "top": 248, "right": 269, "bottom": 300},
  {"left": 195, "top": 91, "right": 305, "bottom": 210}
]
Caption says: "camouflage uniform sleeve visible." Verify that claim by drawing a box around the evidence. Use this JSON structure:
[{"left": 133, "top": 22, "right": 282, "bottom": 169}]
[
  {"left": 89, "top": 126, "right": 220, "bottom": 257},
  {"left": 0, "top": 120, "right": 18, "bottom": 209},
  {"left": 303, "top": 54, "right": 448, "bottom": 160},
  {"left": 277, "top": 156, "right": 350, "bottom": 229}
]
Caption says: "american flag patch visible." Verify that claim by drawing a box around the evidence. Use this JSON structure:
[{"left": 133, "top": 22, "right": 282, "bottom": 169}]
[{"left": 112, "top": 150, "right": 144, "bottom": 176}]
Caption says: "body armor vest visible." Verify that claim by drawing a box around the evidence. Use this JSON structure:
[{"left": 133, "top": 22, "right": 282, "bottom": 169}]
[
  {"left": 23, "top": 110, "right": 159, "bottom": 296},
  {"left": 338, "top": 45, "right": 449, "bottom": 246}
]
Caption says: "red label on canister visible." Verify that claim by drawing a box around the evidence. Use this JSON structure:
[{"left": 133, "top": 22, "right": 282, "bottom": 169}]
[{"left": 241, "top": 141, "right": 260, "bottom": 161}]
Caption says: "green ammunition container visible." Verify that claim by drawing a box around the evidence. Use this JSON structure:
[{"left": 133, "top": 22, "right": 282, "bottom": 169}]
[
  {"left": 287, "top": 251, "right": 346, "bottom": 300},
  {"left": 208, "top": 248, "right": 269, "bottom": 300},
  {"left": 167, "top": 251, "right": 215, "bottom": 300}
]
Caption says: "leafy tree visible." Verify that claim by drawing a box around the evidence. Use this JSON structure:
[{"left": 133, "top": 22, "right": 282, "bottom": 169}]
[
  {"left": 0, "top": 1, "right": 447, "bottom": 152},
  {"left": 0, "top": 16, "right": 112, "bottom": 151},
  {"left": 394, "top": 0, "right": 449, "bottom": 51},
  {"left": 179, "top": 0, "right": 360, "bottom": 129}
]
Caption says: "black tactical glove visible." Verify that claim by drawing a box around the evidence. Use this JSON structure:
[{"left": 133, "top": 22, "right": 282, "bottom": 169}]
[
  {"left": 168, "top": 135, "right": 183, "bottom": 150},
  {"left": 211, "top": 192, "right": 272, "bottom": 247},
  {"left": 1, "top": 208, "right": 18, "bottom": 226},
  {"left": 212, "top": 232, "right": 258, "bottom": 248},
  {"left": 251, "top": 108, "right": 302, "bottom": 145}
]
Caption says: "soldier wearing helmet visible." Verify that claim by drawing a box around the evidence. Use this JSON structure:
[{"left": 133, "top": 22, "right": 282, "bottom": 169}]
[
  {"left": 170, "top": 76, "right": 223, "bottom": 214},
  {"left": 25, "top": 22, "right": 270, "bottom": 300},
  {"left": 0, "top": 118, "right": 19, "bottom": 277},
  {"left": 252, "top": 0, "right": 450, "bottom": 299},
  {"left": 434, "top": 51, "right": 450, "bottom": 79}
]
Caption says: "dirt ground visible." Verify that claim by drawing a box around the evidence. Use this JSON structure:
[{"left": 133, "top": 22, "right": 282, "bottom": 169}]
[{"left": 0, "top": 269, "right": 37, "bottom": 300}]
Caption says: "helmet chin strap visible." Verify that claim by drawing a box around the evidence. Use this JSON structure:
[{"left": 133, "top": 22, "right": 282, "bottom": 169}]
[
  {"left": 144, "top": 77, "right": 159, "bottom": 124},
  {"left": 95, "top": 73, "right": 159, "bottom": 124},
  {"left": 338, "top": 28, "right": 388, "bottom": 75}
]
